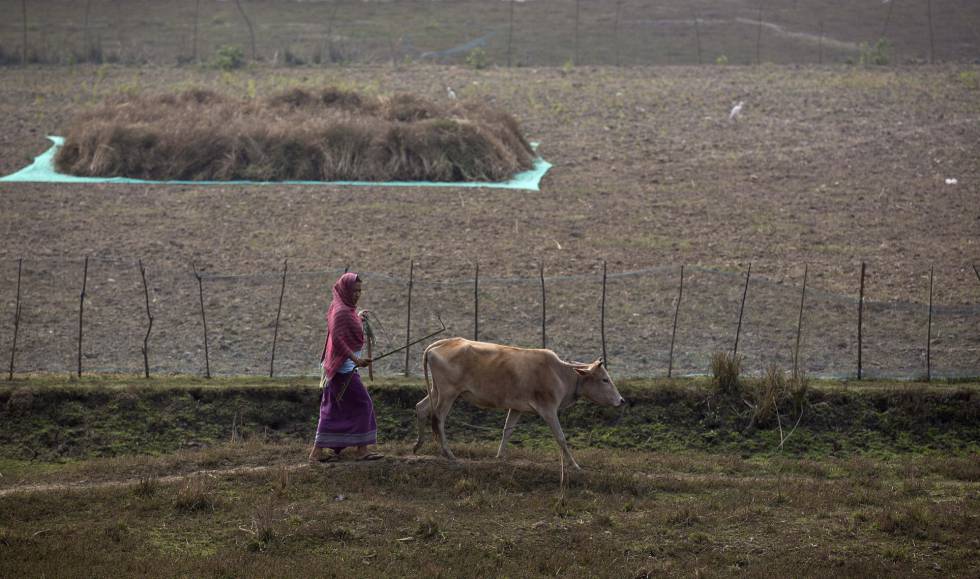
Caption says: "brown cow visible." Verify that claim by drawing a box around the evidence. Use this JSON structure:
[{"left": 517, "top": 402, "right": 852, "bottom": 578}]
[{"left": 414, "top": 337, "right": 625, "bottom": 470}]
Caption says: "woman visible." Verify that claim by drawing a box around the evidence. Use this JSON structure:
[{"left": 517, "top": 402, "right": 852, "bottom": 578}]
[{"left": 309, "top": 272, "right": 383, "bottom": 462}]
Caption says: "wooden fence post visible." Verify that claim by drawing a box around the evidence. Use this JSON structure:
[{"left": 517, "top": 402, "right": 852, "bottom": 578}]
[
  {"left": 404, "top": 259, "right": 414, "bottom": 376},
  {"left": 668, "top": 265, "right": 684, "bottom": 378},
  {"left": 233, "top": 0, "right": 257, "bottom": 61},
  {"left": 926, "top": 267, "right": 933, "bottom": 382},
  {"left": 139, "top": 259, "right": 153, "bottom": 379},
  {"left": 193, "top": 263, "right": 211, "bottom": 379},
  {"left": 77, "top": 257, "right": 89, "bottom": 378},
  {"left": 733, "top": 262, "right": 752, "bottom": 358},
  {"left": 269, "top": 258, "right": 287, "bottom": 378},
  {"left": 880, "top": 0, "right": 895, "bottom": 39},
  {"left": 613, "top": 0, "right": 623, "bottom": 66},
  {"left": 600, "top": 260, "right": 608, "bottom": 365},
  {"left": 927, "top": 0, "right": 935, "bottom": 63},
  {"left": 540, "top": 262, "right": 547, "bottom": 348},
  {"left": 693, "top": 11, "right": 703, "bottom": 65},
  {"left": 755, "top": 1, "right": 764, "bottom": 65},
  {"left": 506, "top": 0, "right": 515, "bottom": 67},
  {"left": 83, "top": 0, "right": 93, "bottom": 59},
  {"left": 858, "top": 262, "right": 866, "bottom": 380},
  {"left": 818, "top": 20, "right": 824, "bottom": 64},
  {"left": 20, "top": 0, "right": 27, "bottom": 65},
  {"left": 192, "top": 0, "right": 201, "bottom": 62},
  {"left": 474, "top": 261, "right": 479, "bottom": 341},
  {"left": 8, "top": 258, "right": 23, "bottom": 380},
  {"left": 573, "top": 0, "right": 581, "bottom": 64},
  {"left": 793, "top": 264, "right": 808, "bottom": 378}
]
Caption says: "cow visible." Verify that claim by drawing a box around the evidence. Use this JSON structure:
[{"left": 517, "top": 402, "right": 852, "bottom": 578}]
[{"left": 414, "top": 337, "right": 625, "bottom": 470}]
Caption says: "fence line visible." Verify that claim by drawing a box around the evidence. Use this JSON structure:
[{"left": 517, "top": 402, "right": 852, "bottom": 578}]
[{"left": 1, "top": 256, "right": 978, "bottom": 381}]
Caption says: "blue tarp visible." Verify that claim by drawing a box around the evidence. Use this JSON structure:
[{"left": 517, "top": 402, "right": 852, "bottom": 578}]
[{"left": 1, "top": 136, "right": 552, "bottom": 191}]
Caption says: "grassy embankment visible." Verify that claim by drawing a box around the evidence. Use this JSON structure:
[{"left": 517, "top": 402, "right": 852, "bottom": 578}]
[{"left": 1, "top": 375, "right": 978, "bottom": 576}]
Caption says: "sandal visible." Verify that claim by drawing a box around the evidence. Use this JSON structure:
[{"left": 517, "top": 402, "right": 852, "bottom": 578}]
[{"left": 357, "top": 452, "right": 384, "bottom": 461}]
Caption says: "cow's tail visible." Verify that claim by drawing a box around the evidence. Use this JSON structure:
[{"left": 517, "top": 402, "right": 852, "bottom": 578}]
[{"left": 423, "top": 342, "right": 438, "bottom": 411}]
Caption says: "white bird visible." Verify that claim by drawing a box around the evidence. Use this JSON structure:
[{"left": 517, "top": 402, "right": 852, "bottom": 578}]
[
  {"left": 729, "top": 101, "right": 744, "bottom": 121},
  {"left": 446, "top": 86, "right": 457, "bottom": 100}
]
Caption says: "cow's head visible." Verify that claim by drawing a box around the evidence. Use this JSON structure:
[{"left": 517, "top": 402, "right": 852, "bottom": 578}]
[{"left": 574, "top": 359, "right": 625, "bottom": 407}]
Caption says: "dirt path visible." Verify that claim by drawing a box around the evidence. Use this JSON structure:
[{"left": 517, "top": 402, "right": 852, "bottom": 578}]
[{"left": 1, "top": 454, "right": 939, "bottom": 498}]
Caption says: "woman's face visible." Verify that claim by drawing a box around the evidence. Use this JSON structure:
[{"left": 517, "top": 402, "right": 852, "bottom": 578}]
[{"left": 352, "top": 280, "right": 362, "bottom": 306}]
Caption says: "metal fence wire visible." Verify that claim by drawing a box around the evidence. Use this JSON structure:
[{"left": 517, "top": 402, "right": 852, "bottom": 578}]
[{"left": 0, "top": 258, "right": 977, "bottom": 380}]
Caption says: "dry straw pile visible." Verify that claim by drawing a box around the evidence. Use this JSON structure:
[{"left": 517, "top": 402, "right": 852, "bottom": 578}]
[{"left": 55, "top": 87, "right": 535, "bottom": 182}]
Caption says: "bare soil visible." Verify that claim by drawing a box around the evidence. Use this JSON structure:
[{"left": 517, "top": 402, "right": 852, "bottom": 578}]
[{"left": 0, "top": 63, "right": 978, "bottom": 378}]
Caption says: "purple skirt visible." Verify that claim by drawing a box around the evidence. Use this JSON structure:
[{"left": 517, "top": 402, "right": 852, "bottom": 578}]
[{"left": 314, "top": 370, "right": 378, "bottom": 451}]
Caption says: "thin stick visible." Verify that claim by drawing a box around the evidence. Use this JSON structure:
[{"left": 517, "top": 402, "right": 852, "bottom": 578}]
[
  {"left": 613, "top": 0, "right": 623, "bottom": 66},
  {"left": 601, "top": 260, "right": 608, "bottom": 365},
  {"left": 506, "top": 0, "right": 515, "bottom": 67},
  {"left": 755, "top": 1, "right": 764, "bottom": 65},
  {"left": 540, "top": 262, "right": 547, "bottom": 348},
  {"left": 927, "top": 0, "right": 935, "bottom": 63},
  {"left": 693, "top": 10, "right": 703, "bottom": 65},
  {"left": 474, "top": 261, "right": 479, "bottom": 341},
  {"left": 269, "top": 258, "right": 288, "bottom": 378},
  {"left": 192, "top": 0, "right": 201, "bottom": 62},
  {"left": 668, "top": 265, "right": 684, "bottom": 378},
  {"left": 858, "top": 262, "right": 866, "bottom": 380},
  {"left": 974, "top": 264, "right": 980, "bottom": 284},
  {"left": 404, "top": 259, "right": 414, "bottom": 376},
  {"left": 78, "top": 257, "right": 89, "bottom": 378},
  {"left": 139, "top": 259, "right": 153, "bottom": 379},
  {"left": 793, "top": 264, "right": 808, "bottom": 378},
  {"left": 83, "top": 0, "right": 93, "bottom": 58},
  {"left": 338, "top": 320, "right": 446, "bottom": 401},
  {"left": 926, "top": 267, "right": 933, "bottom": 382},
  {"left": 733, "top": 262, "right": 752, "bottom": 357},
  {"left": 880, "top": 0, "right": 895, "bottom": 39},
  {"left": 573, "top": 0, "right": 581, "bottom": 64},
  {"left": 21, "top": 0, "right": 27, "bottom": 65},
  {"left": 8, "top": 258, "right": 23, "bottom": 381},
  {"left": 233, "top": 0, "right": 257, "bottom": 61},
  {"left": 193, "top": 262, "right": 211, "bottom": 379},
  {"left": 818, "top": 20, "right": 824, "bottom": 64}
]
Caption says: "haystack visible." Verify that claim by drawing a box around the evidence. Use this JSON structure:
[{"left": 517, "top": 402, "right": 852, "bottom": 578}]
[{"left": 54, "top": 87, "right": 535, "bottom": 182}]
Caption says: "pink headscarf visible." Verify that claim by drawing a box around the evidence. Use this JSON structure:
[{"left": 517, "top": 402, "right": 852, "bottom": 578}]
[{"left": 321, "top": 272, "right": 364, "bottom": 379}]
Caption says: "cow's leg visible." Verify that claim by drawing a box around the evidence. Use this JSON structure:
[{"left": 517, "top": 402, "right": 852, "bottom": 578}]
[
  {"left": 538, "top": 409, "right": 582, "bottom": 471},
  {"left": 496, "top": 409, "right": 522, "bottom": 459},
  {"left": 413, "top": 396, "right": 430, "bottom": 454},
  {"left": 431, "top": 393, "right": 458, "bottom": 461}
]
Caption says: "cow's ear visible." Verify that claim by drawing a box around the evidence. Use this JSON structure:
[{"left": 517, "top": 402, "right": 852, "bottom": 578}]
[
  {"left": 596, "top": 358, "right": 604, "bottom": 368},
  {"left": 574, "top": 366, "right": 590, "bottom": 376}
]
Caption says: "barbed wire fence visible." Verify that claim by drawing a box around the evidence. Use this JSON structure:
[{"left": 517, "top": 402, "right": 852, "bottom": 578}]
[{"left": 1, "top": 256, "right": 978, "bottom": 382}]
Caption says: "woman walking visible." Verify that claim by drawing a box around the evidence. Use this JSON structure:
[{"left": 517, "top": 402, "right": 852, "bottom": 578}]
[{"left": 309, "top": 272, "right": 383, "bottom": 462}]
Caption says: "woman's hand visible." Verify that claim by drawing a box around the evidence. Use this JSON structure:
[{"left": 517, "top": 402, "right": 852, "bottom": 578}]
[{"left": 352, "top": 355, "right": 373, "bottom": 368}]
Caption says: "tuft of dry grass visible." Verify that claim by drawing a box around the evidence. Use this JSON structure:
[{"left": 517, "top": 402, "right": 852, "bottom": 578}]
[
  {"left": 172, "top": 473, "right": 217, "bottom": 512},
  {"left": 54, "top": 87, "right": 535, "bottom": 183},
  {"left": 745, "top": 365, "right": 810, "bottom": 430},
  {"left": 132, "top": 476, "right": 158, "bottom": 499},
  {"left": 711, "top": 351, "right": 742, "bottom": 396}
]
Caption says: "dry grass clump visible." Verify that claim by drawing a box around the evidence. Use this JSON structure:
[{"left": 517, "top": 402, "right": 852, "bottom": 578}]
[
  {"left": 711, "top": 351, "right": 743, "bottom": 396},
  {"left": 172, "top": 474, "right": 217, "bottom": 512},
  {"left": 745, "top": 365, "right": 809, "bottom": 430},
  {"left": 54, "top": 87, "right": 535, "bottom": 182}
]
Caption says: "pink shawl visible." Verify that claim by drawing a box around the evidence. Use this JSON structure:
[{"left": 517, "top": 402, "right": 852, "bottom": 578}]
[{"left": 321, "top": 272, "right": 364, "bottom": 379}]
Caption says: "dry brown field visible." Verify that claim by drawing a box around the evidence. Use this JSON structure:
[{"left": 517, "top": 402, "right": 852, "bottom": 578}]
[{"left": 1, "top": 63, "right": 979, "bottom": 378}]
